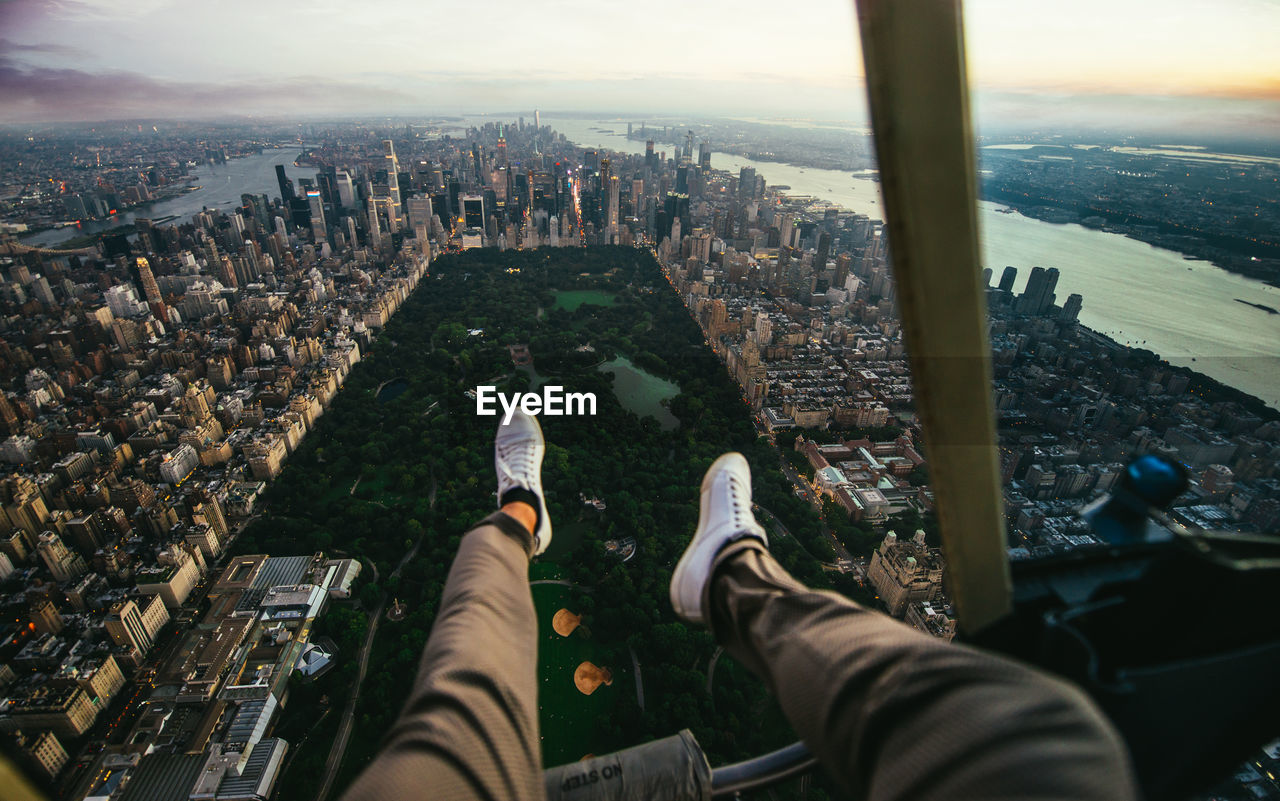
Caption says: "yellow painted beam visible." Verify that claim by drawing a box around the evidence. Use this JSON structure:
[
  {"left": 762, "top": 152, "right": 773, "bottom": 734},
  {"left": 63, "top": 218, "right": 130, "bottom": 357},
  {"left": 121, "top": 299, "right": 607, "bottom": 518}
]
[
  {"left": 853, "top": 0, "right": 1011, "bottom": 631},
  {"left": 0, "top": 756, "right": 48, "bottom": 801}
]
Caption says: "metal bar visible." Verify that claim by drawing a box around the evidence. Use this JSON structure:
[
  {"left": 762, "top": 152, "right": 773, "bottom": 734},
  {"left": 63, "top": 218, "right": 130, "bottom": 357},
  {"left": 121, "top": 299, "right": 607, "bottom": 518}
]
[
  {"left": 0, "top": 757, "right": 47, "bottom": 801},
  {"left": 852, "top": 0, "right": 1012, "bottom": 631},
  {"left": 711, "top": 741, "right": 818, "bottom": 797}
]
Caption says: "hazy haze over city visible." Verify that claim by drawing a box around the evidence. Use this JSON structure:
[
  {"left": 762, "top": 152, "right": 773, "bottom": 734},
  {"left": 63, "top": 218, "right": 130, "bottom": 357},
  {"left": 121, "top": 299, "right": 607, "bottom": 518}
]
[{"left": 1, "top": 0, "right": 1278, "bottom": 138}]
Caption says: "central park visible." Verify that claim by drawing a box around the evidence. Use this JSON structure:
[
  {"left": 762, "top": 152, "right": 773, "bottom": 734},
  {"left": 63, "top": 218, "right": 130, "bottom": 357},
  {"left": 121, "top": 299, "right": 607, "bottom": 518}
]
[{"left": 232, "top": 247, "right": 869, "bottom": 800}]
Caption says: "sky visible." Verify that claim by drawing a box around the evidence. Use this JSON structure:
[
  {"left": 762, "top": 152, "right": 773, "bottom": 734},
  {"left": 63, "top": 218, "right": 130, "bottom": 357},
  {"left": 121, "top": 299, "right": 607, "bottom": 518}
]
[{"left": 0, "top": 0, "right": 1277, "bottom": 137}]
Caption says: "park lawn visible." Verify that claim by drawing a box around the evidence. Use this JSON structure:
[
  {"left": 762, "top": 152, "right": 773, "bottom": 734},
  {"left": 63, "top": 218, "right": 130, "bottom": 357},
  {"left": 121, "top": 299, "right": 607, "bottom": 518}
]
[
  {"left": 532, "top": 581, "right": 629, "bottom": 766},
  {"left": 313, "top": 464, "right": 404, "bottom": 508},
  {"left": 551, "top": 289, "right": 618, "bottom": 312},
  {"left": 540, "top": 517, "right": 591, "bottom": 562},
  {"left": 351, "top": 464, "right": 415, "bottom": 507}
]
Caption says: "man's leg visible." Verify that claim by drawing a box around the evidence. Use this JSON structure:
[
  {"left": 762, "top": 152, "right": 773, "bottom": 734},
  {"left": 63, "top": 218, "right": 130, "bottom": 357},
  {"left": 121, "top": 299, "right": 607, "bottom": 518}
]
[
  {"left": 706, "top": 540, "right": 1138, "bottom": 801},
  {"left": 670, "top": 453, "right": 1137, "bottom": 801},
  {"left": 340, "top": 510, "right": 544, "bottom": 801},
  {"left": 343, "top": 410, "right": 553, "bottom": 801}
]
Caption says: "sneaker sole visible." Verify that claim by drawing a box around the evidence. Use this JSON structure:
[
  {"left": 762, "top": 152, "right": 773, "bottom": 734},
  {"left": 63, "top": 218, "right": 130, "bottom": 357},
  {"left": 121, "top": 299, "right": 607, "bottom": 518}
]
[
  {"left": 670, "top": 452, "right": 751, "bottom": 624},
  {"left": 526, "top": 416, "right": 552, "bottom": 556}
]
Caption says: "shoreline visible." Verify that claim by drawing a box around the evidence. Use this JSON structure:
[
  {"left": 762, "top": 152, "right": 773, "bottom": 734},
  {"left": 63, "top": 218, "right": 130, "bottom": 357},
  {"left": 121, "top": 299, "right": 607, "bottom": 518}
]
[
  {"left": 16, "top": 146, "right": 294, "bottom": 248},
  {"left": 1069, "top": 321, "right": 1277, "bottom": 417},
  {"left": 983, "top": 193, "right": 1280, "bottom": 291},
  {"left": 616, "top": 129, "right": 1277, "bottom": 289}
]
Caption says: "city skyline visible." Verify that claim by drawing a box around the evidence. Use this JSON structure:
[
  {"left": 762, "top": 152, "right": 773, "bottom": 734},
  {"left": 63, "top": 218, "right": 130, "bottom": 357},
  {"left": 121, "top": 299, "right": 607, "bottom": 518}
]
[{"left": 0, "top": 0, "right": 1277, "bottom": 135}]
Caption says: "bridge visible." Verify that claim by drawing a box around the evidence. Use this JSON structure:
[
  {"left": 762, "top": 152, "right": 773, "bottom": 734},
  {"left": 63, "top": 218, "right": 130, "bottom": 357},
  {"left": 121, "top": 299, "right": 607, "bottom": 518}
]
[{"left": 0, "top": 238, "right": 100, "bottom": 258}]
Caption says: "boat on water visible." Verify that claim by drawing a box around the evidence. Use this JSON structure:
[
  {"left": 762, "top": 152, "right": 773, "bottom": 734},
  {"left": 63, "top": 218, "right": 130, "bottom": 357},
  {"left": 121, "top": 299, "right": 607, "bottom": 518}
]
[{"left": 1235, "top": 298, "right": 1279, "bottom": 315}]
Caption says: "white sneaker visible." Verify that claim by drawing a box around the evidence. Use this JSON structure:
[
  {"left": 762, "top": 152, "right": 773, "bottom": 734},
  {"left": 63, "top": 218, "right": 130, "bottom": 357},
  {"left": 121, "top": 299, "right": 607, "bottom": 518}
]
[
  {"left": 670, "top": 452, "right": 768, "bottom": 625},
  {"left": 494, "top": 409, "right": 552, "bottom": 555}
]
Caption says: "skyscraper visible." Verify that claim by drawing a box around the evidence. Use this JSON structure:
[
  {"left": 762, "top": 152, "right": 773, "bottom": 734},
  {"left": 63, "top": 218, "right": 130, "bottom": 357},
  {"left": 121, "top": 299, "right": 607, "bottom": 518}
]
[
  {"left": 344, "top": 216, "right": 359, "bottom": 249},
  {"left": 471, "top": 142, "right": 483, "bottom": 183},
  {"left": 384, "top": 140, "right": 402, "bottom": 228},
  {"left": 823, "top": 208, "right": 839, "bottom": 234},
  {"left": 218, "top": 256, "right": 238, "bottom": 289},
  {"left": 998, "top": 265, "right": 1018, "bottom": 293},
  {"left": 135, "top": 257, "right": 162, "bottom": 305},
  {"left": 1019, "top": 266, "right": 1060, "bottom": 314},
  {"left": 317, "top": 165, "right": 338, "bottom": 208},
  {"left": 698, "top": 142, "right": 711, "bottom": 171},
  {"left": 599, "top": 158, "right": 612, "bottom": 226},
  {"left": 645, "top": 140, "right": 656, "bottom": 170},
  {"left": 307, "top": 189, "right": 327, "bottom": 243},
  {"left": 37, "top": 531, "right": 87, "bottom": 582},
  {"left": 739, "top": 166, "right": 756, "bottom": 199},
  {"left": 336, "top": 170, "right": 355, "bottom": 208},
  {"left": 835, "top": 253, "right": 852, "bottom": 289},
  {"left": 275, "top": 165, "right": 293, "bottom": 203},
  {"left": 631, "top": 178, "right": 645, "bottom": 218},
  {"left": 462, "top": 194, "right": 486, "bottom": 229},
  {"left": 815, "top": 232, "right": 832, "bottom": 272},
  {"left": 778, "top": 213, "right": 795, "bottom": 251},
  {"left": 1061, "top": 293, "right": 1083, "bottom": 322},
  {"left": 106, "top": 595, "right": 169, "bottom": 655},
  {"left": 407, "top": 195, "right": 434, "bottom": 233},
  {"left": 367, "top": 197, "right": 383, "bottom": 248},
  {"left": 608, "top": 175, "right": 620, "bottom": 230}
]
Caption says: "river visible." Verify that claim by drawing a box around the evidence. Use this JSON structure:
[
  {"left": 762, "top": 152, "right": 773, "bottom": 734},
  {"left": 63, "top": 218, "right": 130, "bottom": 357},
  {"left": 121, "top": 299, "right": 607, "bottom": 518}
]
[
  {"left": 544, "top": 116, "right": 1280, "bottom": 409},
  {"left": 20, "top": 148, "right": 308, "bottom": 248}
]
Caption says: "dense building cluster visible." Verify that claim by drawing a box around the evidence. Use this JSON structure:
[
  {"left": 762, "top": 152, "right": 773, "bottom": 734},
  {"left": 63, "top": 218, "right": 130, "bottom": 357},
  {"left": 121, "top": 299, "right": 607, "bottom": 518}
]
[{"left": 0, "top": 128, "right": 451, "bottom": 798}]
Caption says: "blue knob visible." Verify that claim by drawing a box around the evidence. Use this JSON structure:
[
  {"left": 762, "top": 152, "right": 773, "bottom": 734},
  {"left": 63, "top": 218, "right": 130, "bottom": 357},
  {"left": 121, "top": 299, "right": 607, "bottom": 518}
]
[{"left": 1125, "top": 455, "right": 1188, "bottom": 509}]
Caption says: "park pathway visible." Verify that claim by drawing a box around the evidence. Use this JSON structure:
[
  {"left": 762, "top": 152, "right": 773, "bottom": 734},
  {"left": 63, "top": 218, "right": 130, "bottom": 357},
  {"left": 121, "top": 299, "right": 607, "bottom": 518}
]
[{"left": 629, "top": 646, "right": 645, "bottom": 711}]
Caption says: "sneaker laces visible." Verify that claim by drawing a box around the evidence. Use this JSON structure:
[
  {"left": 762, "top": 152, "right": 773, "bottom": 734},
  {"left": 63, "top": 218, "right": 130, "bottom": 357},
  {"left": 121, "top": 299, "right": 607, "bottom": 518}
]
[
  {"left": 498, "top": 438, "right": 538, "bottom": 488},
  {"left": 725, "top": 472, "right": 749, "bottom": 531}
]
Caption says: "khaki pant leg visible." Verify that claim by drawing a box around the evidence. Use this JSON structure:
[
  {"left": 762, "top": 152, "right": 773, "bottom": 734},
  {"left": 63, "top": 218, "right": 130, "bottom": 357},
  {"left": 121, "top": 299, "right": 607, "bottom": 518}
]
[
  {"left": 707, "top": 541, "right": 1137, "bottom": 801},
  {"left": 341, "top": 511, "right": 545, "bottom": 801}
]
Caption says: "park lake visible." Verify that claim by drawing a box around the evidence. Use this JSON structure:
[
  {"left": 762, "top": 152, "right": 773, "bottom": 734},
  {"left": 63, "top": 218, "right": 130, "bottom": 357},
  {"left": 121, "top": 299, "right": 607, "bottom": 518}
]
[
  {"left": 597, "top": 357, "right": 680, "bottom": 431},
  {"left": 374, "top": 377, "right": 410, "bottom": 403}
]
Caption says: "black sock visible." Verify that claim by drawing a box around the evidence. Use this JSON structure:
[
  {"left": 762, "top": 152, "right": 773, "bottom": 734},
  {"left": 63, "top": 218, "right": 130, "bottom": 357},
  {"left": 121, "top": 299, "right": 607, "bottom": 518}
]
[{"left": 501, "top": 487, "right": 542, "bottom": 533}]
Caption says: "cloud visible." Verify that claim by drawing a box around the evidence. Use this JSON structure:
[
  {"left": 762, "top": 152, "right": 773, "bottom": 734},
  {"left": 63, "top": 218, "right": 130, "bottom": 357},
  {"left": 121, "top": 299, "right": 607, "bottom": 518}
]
[
  {"left": 0, "top": 61, "right": 419, "bottom": 123},
  {"left": 4, "top": 0, "right": 173, "bottom": 22},
  {"left": 0, "top": 57, "right": 873, "bottom": 123},
  {"left": 0, "top": 38, "right": 76, "bottom": 56},
  {"left": 0, "top": 52, "right": 1274, "bottom": 136},
  {"left": 972, "top": 90, "right": 1280, "bottom": 142}
]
